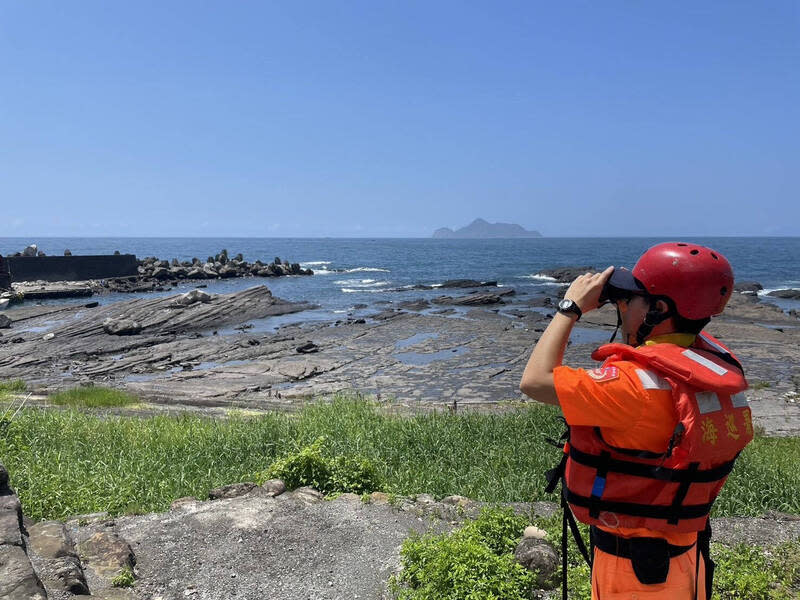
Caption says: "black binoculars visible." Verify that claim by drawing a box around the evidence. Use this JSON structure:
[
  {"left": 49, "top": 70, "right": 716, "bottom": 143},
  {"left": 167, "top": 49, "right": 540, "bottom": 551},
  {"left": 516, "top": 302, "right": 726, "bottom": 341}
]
[{"left": 598, "top": 267, "right": 646, "bottom": 305}]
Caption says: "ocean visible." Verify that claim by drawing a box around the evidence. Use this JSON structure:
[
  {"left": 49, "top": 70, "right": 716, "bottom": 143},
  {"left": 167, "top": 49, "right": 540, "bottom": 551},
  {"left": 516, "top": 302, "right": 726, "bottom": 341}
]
[{"left": 2, "top": 237, "right": 799, "bottom": 318}]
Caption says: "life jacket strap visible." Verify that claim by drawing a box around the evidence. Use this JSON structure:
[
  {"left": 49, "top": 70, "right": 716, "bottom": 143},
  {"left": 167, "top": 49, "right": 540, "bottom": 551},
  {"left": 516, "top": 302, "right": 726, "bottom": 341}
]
[
  {"left": 568, "top": 445, "right": 738, "bottom": 483},
  {"left": 564, "top": 488, "right": 714, "bottom": 521}
]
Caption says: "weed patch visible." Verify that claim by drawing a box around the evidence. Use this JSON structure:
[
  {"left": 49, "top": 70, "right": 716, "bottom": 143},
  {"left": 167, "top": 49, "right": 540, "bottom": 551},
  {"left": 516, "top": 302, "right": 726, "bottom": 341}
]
[
  {"left": 0, "top": 379, "right": 26, "bottom": 394},
  {"left": 260, "top": 437, "right": 380, "bottom": 495},
  {"left": 49, "top": 386, "right": 138, "bottom": 408},
  {"left": 111, "top": 566, "right": 135, "bottom": 588},
  {"left": 390, "top": 507, "right": 537, "bottom": 600}
]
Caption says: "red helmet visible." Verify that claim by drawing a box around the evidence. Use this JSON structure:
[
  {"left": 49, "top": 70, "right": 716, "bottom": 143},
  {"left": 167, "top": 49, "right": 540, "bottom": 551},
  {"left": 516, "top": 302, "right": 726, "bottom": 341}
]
[{"left": 632, "top": 242, "right": 734, "bottom": 320}]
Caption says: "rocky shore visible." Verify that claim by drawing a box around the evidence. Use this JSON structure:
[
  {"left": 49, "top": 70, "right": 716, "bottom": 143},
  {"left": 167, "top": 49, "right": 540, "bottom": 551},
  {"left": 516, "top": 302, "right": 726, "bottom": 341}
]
[{"left": 0, "top": 268, "right": 799, "bottom": 435}]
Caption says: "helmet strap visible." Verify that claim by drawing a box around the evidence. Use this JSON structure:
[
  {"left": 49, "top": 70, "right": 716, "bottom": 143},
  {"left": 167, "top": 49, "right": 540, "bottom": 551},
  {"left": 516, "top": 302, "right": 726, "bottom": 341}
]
[
  {"left": 635, "top": 297, "right": 672, "bottom": 346},
  {"left": 608, "top": 303, "right": 622, "bottom": 343}
]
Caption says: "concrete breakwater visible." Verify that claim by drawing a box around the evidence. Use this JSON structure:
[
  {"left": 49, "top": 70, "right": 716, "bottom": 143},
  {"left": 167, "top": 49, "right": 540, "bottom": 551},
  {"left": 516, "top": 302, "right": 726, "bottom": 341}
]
[{"left": 1, "top": 248, "right": 314, "bottom": 302}]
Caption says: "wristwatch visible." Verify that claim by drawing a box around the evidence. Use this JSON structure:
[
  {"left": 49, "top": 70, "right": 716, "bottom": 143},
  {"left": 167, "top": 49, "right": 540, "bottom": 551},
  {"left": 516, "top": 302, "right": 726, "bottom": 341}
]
[{"left": 557, "top": 298, "right": 582, "bottom": 321}]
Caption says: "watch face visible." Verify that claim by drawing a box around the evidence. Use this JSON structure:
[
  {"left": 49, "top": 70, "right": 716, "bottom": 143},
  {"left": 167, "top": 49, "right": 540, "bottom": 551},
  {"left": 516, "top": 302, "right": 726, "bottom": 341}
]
[{"left": 558, "top": 299, "right": 573, "bottom": 310}]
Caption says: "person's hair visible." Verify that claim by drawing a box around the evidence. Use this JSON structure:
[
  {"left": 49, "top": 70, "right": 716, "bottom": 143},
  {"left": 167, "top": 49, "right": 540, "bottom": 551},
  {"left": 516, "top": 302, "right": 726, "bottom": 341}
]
[
  {"left": 672, "top": 313, "right": 711, "bottom": 334},
  {"left": 661, "top": 296, "right": 710, "bottom": 334}
]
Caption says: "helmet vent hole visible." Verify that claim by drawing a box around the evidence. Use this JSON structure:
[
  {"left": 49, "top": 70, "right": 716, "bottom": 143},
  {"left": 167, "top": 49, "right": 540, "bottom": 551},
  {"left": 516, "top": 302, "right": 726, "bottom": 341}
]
[
  {"left": 711, "top": 252, "right": 718, "bottom": 259},
  {"left": 721, "top": 286, "right": 728, "bottom": 296},
  {"left": 677, "top": 243, "right": 688, "bottom": 246},
  {"left": 690, "top": 249, "right": 699, "bottom": 255}
]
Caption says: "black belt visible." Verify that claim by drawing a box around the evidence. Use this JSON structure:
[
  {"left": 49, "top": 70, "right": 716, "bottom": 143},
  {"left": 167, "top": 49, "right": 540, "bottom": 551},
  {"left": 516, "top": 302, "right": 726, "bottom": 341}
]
[
  {"left": 591, "top": 526, "right": 696, "bottom": 585},
  {"left": 591, "top": 526, "right": 695, "bottom": 560}
]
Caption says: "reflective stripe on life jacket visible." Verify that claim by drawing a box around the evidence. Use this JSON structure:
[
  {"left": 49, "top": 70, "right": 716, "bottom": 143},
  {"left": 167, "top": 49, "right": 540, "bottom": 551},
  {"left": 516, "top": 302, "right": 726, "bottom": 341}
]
[{"left": 560, "top": 333, "right": 752, "bottom": 533}]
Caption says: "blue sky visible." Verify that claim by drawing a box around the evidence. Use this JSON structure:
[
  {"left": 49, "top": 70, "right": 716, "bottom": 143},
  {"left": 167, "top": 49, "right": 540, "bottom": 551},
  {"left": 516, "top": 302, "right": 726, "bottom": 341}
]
[{"left": 1, "top": 1, "right": 797, "bottom": 237}]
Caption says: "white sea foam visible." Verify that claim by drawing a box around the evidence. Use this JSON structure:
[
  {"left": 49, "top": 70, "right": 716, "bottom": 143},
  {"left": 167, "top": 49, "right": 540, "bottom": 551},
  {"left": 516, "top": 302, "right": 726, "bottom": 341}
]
[
  {"left": 334, "top": 278, "right": 377, "bottom": 285},
  {"left": 300, "top": 261, "right": 332, "bottom": 267},
  {"left": 344, "top": 267, "right": 390, "bottom": 273},
  {"left": 341, "top": 288, "right": 386, "bottom": 293},
  {"left": 311, "top": 268, "right": 335, "bottom": 275},
  {"left": 522, "top": 274, "right": 558, "bottom": 282}
]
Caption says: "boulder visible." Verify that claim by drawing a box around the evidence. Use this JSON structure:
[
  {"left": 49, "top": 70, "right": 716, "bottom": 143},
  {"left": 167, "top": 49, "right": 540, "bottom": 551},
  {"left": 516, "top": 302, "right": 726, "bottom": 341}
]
[
  {"left": 151, "top": 267, "right": 171, "bottom": 280},
  {"left": 0, "top": 495, "right": 24, "bottom": 547},
  {"left": 102, "top": 318, "right": 142, "bottom": 336},
  {"left": 27, "top": 521, "right": 74, "bottom": 559},
  {"left": 440, "top": 279, "right": 495, "bottom": 289},
  {"left": 432, "top": 289, "right": 515, "bottom": 306},
  {"left": 398, "top": 299, "right": 430, "bottom": 311},
  {"left": 76, "top": 531, "right": 135, "bottom": 579},
  {"left": 514, "top": 537, "right": 559, "bottom": 588},
  {"left": 218, "top": 265, "right": 239, "bottom": 278},
  {"left": 208, "top": 482, "right": 257, "bottom": 500},
  {"left": 27, "top": 521, "right": 89, "bottom": 594},
  {"left": 768, "top": 289, "right": 800, "bottom": 299},
  {"left": 186, "top": 267, "right": 207, "bottom": 280},
  {"left": 173, "top": 289, "right": 212, "bottom": 307},
  {"left": 0, "top": 545, "right": 48, "bottom": 600},
  {"left": 537, "top": 266, "right": 594, "bottom": 283},
  {"left": 63, "top": 249, "right": 72, "bottom": 256},
  {"left": 734, "top": 281, "right": 763, "bottom": 293},
  {"left": 0, "top": 315, "right": 11, "bottom": 329},
  {"left": 296, "top": 342, "right": 319, "bottom": 354},
  {"left": 22, "top": 245, "right": 37, "bottom": 257}
]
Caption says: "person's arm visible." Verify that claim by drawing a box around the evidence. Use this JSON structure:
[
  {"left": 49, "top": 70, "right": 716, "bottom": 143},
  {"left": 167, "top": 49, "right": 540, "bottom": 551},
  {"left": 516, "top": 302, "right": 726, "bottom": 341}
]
[{"left": 520, "top": 266, "right": 613, "bottom": 406}]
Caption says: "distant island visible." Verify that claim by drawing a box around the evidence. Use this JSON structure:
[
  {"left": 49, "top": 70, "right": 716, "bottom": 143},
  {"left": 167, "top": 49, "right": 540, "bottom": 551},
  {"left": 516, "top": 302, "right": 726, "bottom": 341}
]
[{"left": 432, "top": 218, "right": 542, "bottom": 239}]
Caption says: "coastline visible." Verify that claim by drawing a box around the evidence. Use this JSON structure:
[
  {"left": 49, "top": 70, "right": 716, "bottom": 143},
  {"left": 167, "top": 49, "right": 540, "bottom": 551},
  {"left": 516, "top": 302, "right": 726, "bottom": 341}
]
[{"left": 1, "top": 274, "right": 798, "bottom": 437}]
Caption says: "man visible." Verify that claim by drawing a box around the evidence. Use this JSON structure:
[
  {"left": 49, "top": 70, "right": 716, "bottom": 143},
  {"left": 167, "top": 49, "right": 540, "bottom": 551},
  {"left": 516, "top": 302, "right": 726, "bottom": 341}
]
[{"left": 520, "top": 242, "right": 752, "bottom": 600}]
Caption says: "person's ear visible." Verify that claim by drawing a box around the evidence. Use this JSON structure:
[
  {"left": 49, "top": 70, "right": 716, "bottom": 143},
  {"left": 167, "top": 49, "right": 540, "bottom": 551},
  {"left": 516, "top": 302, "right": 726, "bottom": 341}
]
[{"left": 655, "top": 299, "right": 670, "bottom": 316}]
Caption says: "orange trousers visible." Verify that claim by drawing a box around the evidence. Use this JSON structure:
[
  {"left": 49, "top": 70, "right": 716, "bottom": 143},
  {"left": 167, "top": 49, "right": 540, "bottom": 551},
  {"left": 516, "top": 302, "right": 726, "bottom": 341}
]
[{"left": 591, "top": 546, "right": 706, "bottom": 600}]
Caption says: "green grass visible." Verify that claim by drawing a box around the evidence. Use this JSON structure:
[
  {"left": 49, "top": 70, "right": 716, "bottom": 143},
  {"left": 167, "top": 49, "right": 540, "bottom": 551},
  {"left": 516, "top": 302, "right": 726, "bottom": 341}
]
[
  {"left": 48, "top": 386, "right": 138, "bottom": 408},
  {"left": 0, "top": 397, "right": 798, "bottom": 522},
  {"left": 0, "top": 379, "right": 27, "bottom": 395}
]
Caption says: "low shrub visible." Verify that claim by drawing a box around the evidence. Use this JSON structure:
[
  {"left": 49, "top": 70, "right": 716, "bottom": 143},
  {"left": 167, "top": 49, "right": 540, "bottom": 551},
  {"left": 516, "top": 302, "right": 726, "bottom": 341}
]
[
  {"left": 391, "top": 507, "right": 536, "bottom": 600},
  {"left": 711, "top": 540, "right": 800, "bottom": 599},
  {"left": 261, "top": 437, "right": 381, "bottom": 495}
]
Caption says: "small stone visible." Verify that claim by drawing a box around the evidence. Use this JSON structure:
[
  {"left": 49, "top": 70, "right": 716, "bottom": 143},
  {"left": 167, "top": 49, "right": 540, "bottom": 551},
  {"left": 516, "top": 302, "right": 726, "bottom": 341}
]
[
  {"left": 523, "top": 525, "right": 548, "bottom": 540},
  {"left": 170, "top": 497, "right": 199, "bottom": 511},
  {"left": 102, "top": 317, "right": 142, "bottom": 336},
  {"left": 441, "top": 495, "right": 470, "bottom": 507},
  {"left": 262, "top": 479, "right": 286, "bottom": 497},
  {"left": 290, "top": 486, "right": 324, "bottom": 503},
  {"left": 0, "top": 314, "right": 11, "bottom": 329},
  {"left": 42, "top": 332, "right": 55, "bottom": 341},
  {"left": 414, "top": 493, "right": 436, "bottom": 504},
  {"left": 370, "top": 492, "right": 390, "bottom": 504},
  {"left": 208, "top": 482, "right": 257, "bottom": 500}
]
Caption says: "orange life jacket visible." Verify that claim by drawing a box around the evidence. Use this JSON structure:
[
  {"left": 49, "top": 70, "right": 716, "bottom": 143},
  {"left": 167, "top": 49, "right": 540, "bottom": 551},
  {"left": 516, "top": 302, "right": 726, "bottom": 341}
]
[{"left": 557, "top": 333, "right": 752, "bottom": 533}]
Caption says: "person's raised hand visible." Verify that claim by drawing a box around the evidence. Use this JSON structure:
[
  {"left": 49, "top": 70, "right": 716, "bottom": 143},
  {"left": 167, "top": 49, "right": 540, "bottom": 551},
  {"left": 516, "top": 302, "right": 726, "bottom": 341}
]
[{"left": 563, "top": 266, "right": 614, "bottom": 314}]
